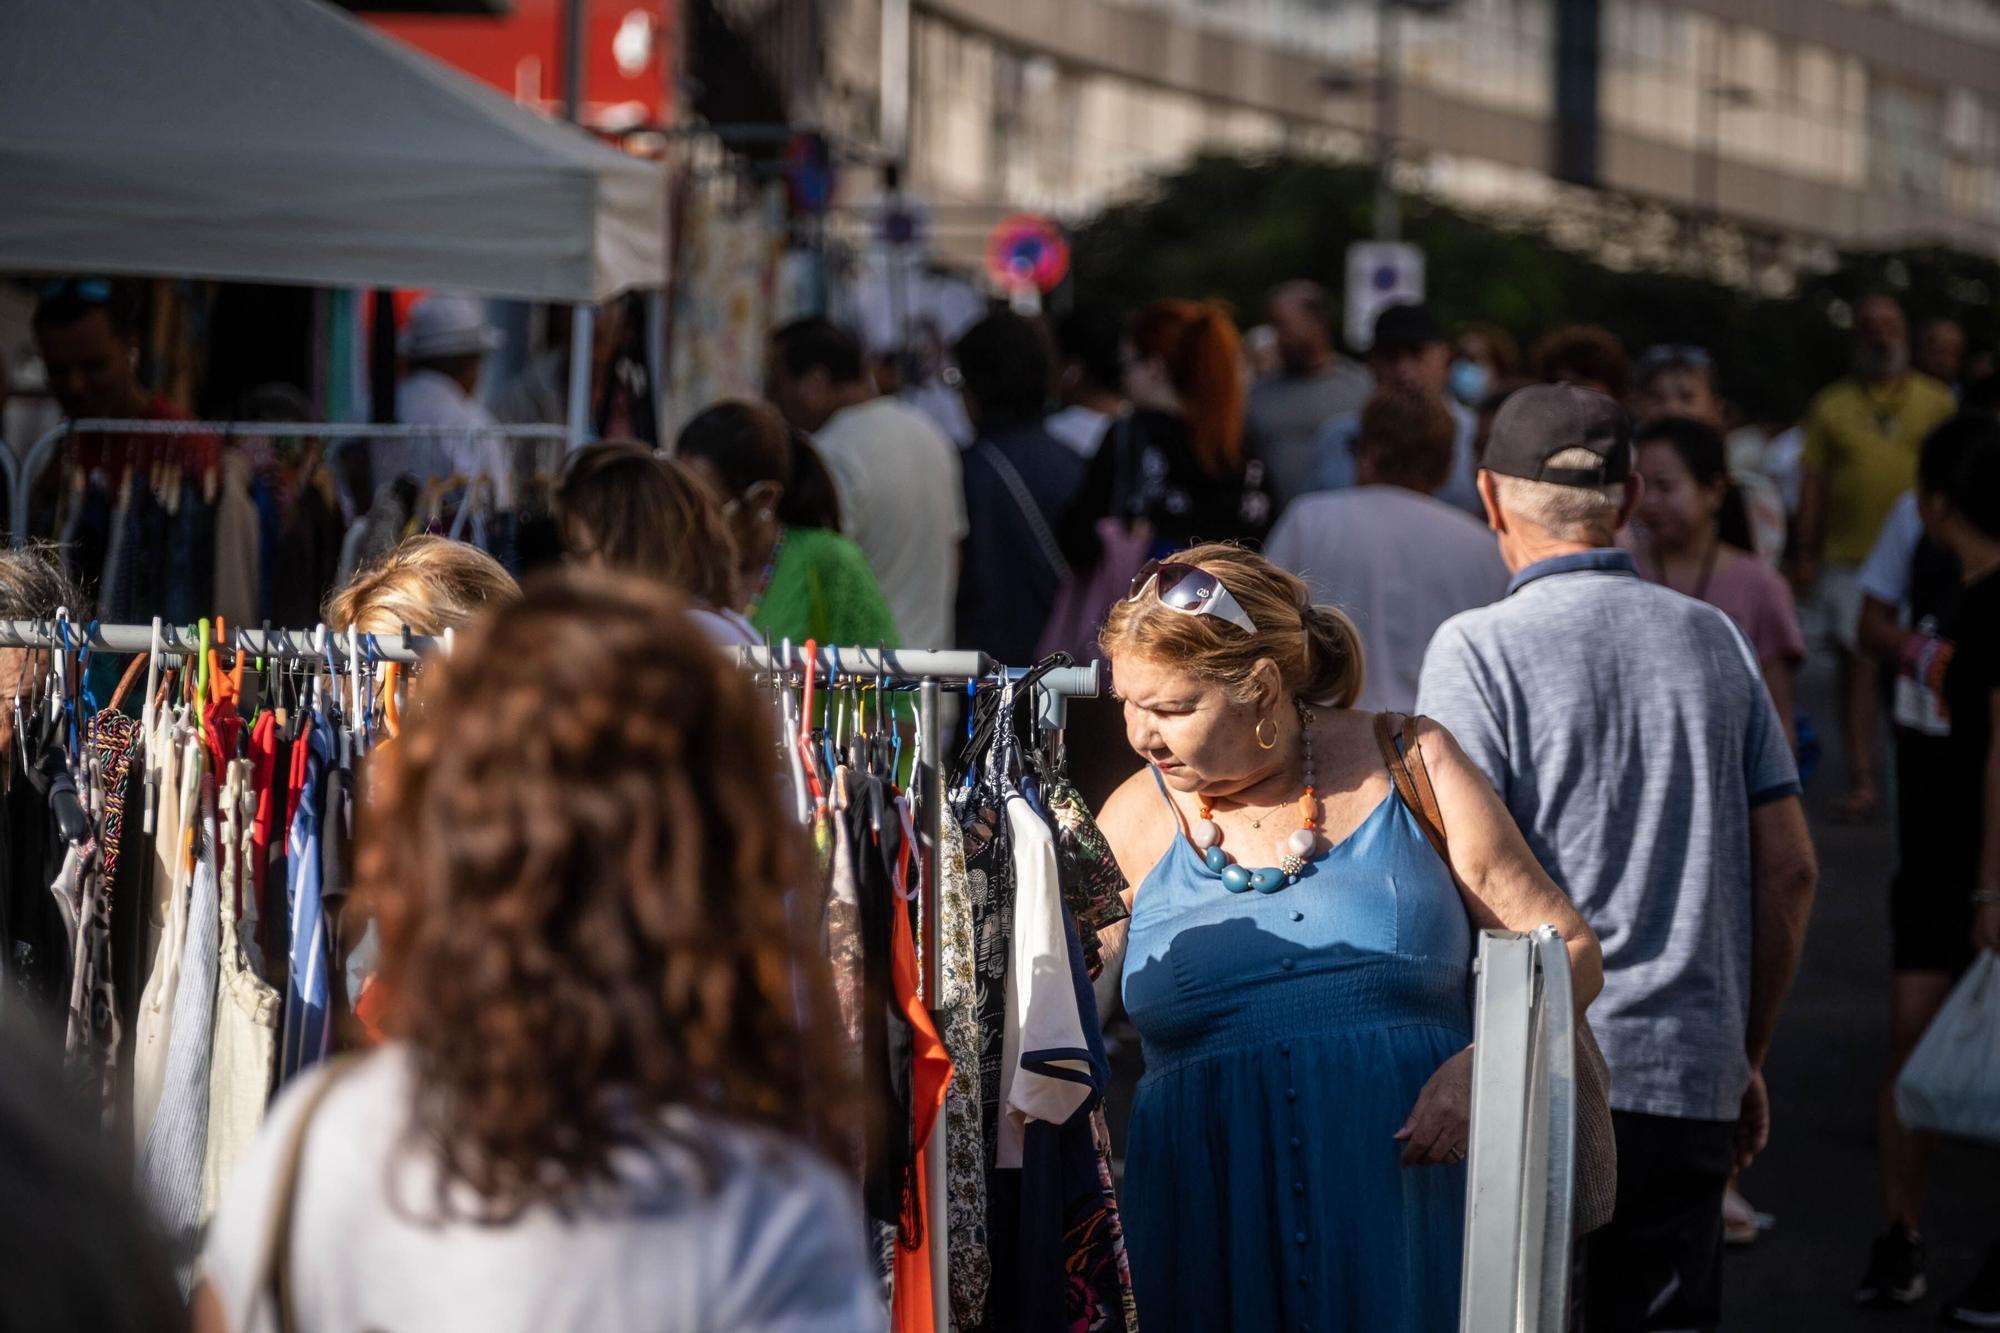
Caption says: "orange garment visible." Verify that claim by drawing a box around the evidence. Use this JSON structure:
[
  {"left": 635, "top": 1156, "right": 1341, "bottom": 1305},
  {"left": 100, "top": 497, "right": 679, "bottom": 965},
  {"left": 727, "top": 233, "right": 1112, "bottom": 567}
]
[{"left": 890, "top": 826, "right": 953, "bottom": 1333}]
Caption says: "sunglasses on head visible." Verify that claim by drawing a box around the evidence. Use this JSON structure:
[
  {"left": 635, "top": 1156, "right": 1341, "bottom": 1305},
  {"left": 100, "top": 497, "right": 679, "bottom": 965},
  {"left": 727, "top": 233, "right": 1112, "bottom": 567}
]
[
  {"left": 40, "top": 278, "right": 114, "bottom": 304},
  {"left": 1636, "top": 344, "right": 1711, "bottom": 373},
  {"left": 1127, "top": 560, "right": 1259, "bottom": 636}
]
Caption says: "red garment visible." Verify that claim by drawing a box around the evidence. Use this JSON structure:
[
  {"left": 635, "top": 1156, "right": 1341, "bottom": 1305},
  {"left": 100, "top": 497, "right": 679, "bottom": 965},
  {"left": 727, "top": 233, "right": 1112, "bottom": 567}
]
[
  {"left": 248, "top": 712, "right": 280, "bottom": 954},
  {"left": 890, "top": 828, "right": 953, "bottom": 1333},
  {"left": 68, "top": 393, "right": 220, "bottom": 482}
]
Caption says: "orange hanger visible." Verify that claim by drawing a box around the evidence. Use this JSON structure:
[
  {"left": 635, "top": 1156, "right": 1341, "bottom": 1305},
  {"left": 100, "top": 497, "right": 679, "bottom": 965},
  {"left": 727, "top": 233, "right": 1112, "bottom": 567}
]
[{"left": 382, "top": 661, "right": 403, "bottom": 739}]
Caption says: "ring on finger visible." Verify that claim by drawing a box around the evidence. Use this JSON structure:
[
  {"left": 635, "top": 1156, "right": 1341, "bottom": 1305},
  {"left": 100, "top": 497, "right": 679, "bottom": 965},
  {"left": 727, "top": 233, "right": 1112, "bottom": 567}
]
[{"left": 1449, "top": 1145, "right": 1467, "bottom": 1161}]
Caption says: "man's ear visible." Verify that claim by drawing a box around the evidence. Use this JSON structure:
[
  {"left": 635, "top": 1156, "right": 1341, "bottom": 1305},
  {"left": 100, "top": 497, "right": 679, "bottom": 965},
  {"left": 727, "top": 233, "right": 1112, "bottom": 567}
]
[{"left": 1477, "top": 470, "right": 1506, "bottom": 535}]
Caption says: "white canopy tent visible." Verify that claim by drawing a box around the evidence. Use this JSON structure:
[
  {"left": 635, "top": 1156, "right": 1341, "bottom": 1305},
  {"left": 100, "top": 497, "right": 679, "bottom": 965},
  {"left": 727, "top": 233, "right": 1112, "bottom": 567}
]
[{"left": 0, "top": 0, "right": 666, "bottom": 303}]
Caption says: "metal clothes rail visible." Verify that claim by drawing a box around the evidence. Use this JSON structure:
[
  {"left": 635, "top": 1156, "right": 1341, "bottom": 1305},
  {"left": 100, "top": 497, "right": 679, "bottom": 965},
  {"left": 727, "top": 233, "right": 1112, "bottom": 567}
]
[
  {"left": 7, "top": 417, "right": 570, "bottom": 547},
  {"left": 1461, "top": 926, "right": 1580, "bottom": 1332},
  {"left": 735, "top": 643, "right": 1102, "bottom": 1331},
  {"left": 0, "top": 618, "right": 439, "bottom": 665}
]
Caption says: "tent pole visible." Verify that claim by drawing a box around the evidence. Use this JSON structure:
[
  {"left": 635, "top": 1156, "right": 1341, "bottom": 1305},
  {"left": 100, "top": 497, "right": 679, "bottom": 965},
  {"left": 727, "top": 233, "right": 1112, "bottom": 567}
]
[{"left": 567, "top": 302, "right": 595, "bottom": 452}]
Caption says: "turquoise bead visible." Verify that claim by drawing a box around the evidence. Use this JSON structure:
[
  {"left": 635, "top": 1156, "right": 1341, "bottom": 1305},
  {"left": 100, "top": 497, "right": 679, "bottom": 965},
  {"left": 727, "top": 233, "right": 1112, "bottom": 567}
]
[
  {"left": 1250, "top": 867, "right": 1287, "bottom": 893},
  {"left": 1204, "top": 846, "right": 1230, "bottom": 873},
  {"left": 1220, "top": 864, "right": 1253, "bottom": 893}
]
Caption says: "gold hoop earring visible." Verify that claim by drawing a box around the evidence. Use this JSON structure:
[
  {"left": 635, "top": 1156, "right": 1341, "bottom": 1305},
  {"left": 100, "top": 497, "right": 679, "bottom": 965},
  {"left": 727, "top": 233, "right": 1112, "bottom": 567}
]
[{"left": 1255, "top": 717, "right": 1278, "bottom": 750}]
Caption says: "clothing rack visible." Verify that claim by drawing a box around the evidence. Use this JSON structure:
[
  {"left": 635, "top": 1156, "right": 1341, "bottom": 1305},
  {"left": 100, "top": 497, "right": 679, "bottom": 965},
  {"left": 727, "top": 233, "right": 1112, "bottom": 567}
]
[
  {"left": 734, "top": 643, "right": 1102, "bottom": 1330},
  {"left": 10, "top": 416, "right": 569, "bottom": 547},
  {"left": 0, "top": 619, "right": 439, "bottom": 665}
]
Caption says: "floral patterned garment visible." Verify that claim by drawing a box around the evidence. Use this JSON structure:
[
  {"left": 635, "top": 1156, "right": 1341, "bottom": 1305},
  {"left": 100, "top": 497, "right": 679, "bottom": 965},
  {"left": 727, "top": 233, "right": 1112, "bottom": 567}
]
[
  {"left": 935, "top": 819, "right": 992, "bottom": 1331},
  {"left": 1042, "top": 776, "right": 1131, "bottom": 981}
]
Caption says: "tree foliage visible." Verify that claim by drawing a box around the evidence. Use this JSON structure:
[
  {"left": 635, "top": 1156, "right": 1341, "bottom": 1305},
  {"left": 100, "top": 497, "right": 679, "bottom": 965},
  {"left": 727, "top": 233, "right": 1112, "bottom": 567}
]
[{"left": 1069, "top": 154, "right": 1999, "bottom": 421}]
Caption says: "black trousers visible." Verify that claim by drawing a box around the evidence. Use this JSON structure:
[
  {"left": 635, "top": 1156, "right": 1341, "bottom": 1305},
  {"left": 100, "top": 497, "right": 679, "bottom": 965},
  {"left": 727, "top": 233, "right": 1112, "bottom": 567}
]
[{"left": 1580, "top": 1111, "right": 1736, "bottom": 1332}]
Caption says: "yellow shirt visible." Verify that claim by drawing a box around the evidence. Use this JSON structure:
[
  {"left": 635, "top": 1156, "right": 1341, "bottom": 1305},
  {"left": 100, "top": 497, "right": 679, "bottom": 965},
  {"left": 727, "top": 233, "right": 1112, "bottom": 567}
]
[{"left": 1801, "top": 374, "right": 1956, "bottom": 565}]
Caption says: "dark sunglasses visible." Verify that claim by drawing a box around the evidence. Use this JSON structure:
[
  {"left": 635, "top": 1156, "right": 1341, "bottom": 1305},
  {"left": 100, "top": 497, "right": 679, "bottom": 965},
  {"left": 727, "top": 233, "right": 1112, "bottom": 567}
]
[
  {"left": 40, "top": 278, "right": 114, "bottom": 304},
  {"left": 1126, "top": 560, "right": 1259, "bottom": 635}
]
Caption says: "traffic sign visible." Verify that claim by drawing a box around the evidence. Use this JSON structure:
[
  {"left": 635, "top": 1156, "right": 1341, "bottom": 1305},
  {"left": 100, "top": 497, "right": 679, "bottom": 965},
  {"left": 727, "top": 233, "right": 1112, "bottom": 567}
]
[
  {"left": 985, "top": 214, "right": 1070, "bottom": 294},
  {"left": 1345, "top": 242, "right": 1425, "bottom": 351}
]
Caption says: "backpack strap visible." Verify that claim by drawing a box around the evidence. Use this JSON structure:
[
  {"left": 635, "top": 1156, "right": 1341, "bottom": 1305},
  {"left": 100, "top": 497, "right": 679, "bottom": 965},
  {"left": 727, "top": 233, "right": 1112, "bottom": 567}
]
[
  {"left": 977, "top": 442, "right": 1072, "bottom": 585},
  {"left": 1373, "top": 712, "right": 1449, "bottom": 865}
]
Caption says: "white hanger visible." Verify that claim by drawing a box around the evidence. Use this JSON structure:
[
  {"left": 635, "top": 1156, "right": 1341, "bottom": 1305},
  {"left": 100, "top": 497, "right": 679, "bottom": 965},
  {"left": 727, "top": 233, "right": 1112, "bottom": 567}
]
[{"left": 141, "top": 616, "right": 162, "bottom": 835}]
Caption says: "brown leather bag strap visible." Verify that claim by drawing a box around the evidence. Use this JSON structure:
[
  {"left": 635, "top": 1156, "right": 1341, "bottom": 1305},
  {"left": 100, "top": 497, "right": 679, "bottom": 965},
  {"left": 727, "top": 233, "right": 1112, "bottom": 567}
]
[
  {"left": 1374, "top": 712, "right": 1450, "bottom": 865},
  {"left": 261, "top": 1055, "right": 358, "bottom": 1333}
]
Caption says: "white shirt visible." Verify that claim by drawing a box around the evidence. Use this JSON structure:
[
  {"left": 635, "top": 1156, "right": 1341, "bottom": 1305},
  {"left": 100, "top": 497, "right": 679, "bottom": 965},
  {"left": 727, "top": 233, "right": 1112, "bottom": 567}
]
[
  {"left": 691, "top": 606, "right": 762, "bottom": 650},
  {"left": 1266, "top": 485, "right": 1510, "bottom": 713},
  {"left": 997, "top": 795, "right": 1092, "bottom": 1168},
  {"left": 1045, "top": 405, "right": 1115, "bottom": 460},
  {"left": 393, "top": 369, "right": 515, "bottom": 510},
  {"left": 813, "top": 397, "right": 968, "bottom": 650},
  {"left": 200, "top": 1046, "right": 880, "bottom": 1333}
]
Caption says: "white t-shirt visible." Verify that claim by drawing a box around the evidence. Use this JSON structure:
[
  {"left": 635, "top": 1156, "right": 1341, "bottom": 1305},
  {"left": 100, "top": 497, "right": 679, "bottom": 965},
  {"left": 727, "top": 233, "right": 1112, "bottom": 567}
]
[
  {"left": 997, "top": 795, "right": 1091, "bottom": 1169},
  {"left": 393, "top": 369, "right": 516, "bottom": 510},
  {"left": 1044, "top": 405, "right": 1115, "bottom": 460},
  {"left": 200, "top": 1046, "right": 880, "bottom": 1333},
  {"left": 691, "top": 606, "right": 763, "bottom": 650},
  {"left": 814, "top": 397, "right": 968, "bottom": 650},
  {"left": 1857, "top": 489, "right": 1923, "bottom": 607},
  {"left": 1266, "top": 485, "right": 1510, "bottom": 713}
]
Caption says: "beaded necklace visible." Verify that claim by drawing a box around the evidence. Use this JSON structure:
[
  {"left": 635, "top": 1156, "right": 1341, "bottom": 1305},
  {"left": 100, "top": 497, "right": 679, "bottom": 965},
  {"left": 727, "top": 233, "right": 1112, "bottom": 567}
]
[
  {"left": 1190, "top": 703, "right": 1321, "bottom": 893},
  {"left": 743, "top": 529, "right": 786, "bottom": 622}
]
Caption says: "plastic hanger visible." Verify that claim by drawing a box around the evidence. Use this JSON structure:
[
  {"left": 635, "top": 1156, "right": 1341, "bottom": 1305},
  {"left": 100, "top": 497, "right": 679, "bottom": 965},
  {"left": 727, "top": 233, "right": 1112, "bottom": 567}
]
[{"left": 794, "top": 639, "right": 826, "bottom": 812}]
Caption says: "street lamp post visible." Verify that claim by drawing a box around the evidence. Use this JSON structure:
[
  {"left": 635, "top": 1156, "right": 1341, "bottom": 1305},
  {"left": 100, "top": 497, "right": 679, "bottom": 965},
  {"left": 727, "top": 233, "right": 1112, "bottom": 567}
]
[
  {"left": 1695, "top": 79, "right": 1760, "bottom": 218},
  {"left": 1374, "top": 2, "right": 1401, "bottom": 241}
]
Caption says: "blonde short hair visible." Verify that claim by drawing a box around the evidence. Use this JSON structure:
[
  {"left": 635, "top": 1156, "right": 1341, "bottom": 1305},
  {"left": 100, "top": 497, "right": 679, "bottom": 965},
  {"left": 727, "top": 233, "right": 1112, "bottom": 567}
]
[
  {"left": 325, "top": 536, "right": 520, "bottom": 637},
  {"left": 1099, "top": 543, "right": 1365, "bottom": 708},
  {"left": 1491, "top": 448, "right": 1627, "bottom": 544}
]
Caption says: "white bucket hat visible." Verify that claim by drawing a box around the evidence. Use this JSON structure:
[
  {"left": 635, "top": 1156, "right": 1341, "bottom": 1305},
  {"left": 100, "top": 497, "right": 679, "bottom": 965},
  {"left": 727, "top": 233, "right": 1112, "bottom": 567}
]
[{"left": 399, "top": 293, "right": 502, "bottom": 359}]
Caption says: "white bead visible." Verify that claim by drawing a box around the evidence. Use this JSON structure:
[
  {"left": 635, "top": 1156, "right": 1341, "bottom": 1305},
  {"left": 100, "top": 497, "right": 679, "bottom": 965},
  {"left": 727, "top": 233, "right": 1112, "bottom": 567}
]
[
  {"left": 1287, "top": 827, "right": 1317, "bottom": 857},
  {"left": 1191, "top": 819, "right": 1222, "bottom": 850}
]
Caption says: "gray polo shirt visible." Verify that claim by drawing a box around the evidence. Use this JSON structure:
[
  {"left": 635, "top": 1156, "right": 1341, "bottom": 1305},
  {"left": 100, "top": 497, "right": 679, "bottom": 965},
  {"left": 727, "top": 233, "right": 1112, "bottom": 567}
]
[{"left": 1416, "top": 549, "right": 1800, "bottom": 1122}]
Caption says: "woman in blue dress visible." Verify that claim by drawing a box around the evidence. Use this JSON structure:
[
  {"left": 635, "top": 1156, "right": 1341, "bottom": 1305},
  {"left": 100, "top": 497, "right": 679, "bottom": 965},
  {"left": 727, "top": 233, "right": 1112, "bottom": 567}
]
[{"left": 1095, "top": 544, "right": 1602, "bottom": 1332}]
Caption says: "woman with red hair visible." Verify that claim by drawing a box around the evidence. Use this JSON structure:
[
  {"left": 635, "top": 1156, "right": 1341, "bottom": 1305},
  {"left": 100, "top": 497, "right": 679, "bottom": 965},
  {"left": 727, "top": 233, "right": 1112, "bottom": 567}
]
[{"left": 1060, "top": 300, "right": 1274, "bottom": 574}]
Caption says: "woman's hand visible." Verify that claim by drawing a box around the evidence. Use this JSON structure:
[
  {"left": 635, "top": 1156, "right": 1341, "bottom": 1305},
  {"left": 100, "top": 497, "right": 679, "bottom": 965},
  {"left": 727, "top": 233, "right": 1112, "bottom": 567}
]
[{"left": 1396, "top": 1046, "right": 1473, "bottom": 1167}]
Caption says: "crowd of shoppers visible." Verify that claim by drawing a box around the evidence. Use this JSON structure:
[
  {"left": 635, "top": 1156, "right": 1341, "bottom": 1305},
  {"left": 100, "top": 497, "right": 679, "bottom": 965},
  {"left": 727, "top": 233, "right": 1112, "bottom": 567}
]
[{"left": 11, "top": 261, "right": 2000, "bottom": 1333}]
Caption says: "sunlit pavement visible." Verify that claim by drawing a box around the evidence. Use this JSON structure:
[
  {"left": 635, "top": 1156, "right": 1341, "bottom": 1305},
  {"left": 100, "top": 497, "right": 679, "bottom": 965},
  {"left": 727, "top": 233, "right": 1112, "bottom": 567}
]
[{"left": 1725, "top": 654, "right": 1995, "bottom": 1331}]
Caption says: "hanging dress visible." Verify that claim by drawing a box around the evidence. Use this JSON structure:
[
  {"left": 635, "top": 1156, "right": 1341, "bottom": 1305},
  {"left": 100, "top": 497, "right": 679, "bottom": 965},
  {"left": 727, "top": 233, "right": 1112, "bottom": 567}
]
[{"left": 1120, "top": 762, "right": 1473, "bottom": 1333}]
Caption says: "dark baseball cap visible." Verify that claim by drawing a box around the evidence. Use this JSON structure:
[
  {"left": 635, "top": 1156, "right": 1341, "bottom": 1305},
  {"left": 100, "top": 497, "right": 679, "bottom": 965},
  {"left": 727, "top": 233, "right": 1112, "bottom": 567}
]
[
  {"left": 1483, "top": 383, "right": 1633, "bottom": 486},
  {"left": 1372, "top": 303, "right": 1446, "bottom": 353}
]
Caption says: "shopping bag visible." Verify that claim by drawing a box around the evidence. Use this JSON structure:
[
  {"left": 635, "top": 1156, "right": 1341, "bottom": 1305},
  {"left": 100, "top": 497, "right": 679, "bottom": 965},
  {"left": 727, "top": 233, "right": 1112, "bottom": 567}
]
[{"left": 1895, "top": 950, "right": 2000, "bottom": 1143}]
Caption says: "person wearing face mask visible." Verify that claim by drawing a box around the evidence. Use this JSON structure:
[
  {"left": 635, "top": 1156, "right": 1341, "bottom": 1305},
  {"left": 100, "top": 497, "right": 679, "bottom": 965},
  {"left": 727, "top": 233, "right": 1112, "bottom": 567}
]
[
  {"left": 1792, "top": 293, "right": 1957, "bottom": 823},
  {"left": 1093, "top": 543, "right": 1602, "bottom": 1331},
  {"left": 1306, "top": 304, "right": 1483, "bottom": 517},
  {"left": 1449, "top": 322, "right": 1520, "bottom": 409}
]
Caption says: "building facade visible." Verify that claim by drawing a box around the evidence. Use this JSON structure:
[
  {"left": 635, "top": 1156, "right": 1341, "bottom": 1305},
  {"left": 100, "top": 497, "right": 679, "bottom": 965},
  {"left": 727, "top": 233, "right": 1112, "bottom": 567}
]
[{"left": 804, "top": 0, "right": 2000, "bottom": 268}]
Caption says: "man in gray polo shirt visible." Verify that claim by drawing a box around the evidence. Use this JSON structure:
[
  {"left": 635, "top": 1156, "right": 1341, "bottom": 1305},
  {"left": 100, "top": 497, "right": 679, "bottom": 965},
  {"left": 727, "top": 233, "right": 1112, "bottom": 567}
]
[{"left": 1417, "top": 385, "right": 1819, "bottom": 1331}]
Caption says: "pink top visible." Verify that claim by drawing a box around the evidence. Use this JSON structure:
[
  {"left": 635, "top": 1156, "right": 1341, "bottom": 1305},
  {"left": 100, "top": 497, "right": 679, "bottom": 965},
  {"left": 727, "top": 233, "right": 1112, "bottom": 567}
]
[{"left": 1627, "top": 536, "right": 1806, "bottom": 667}]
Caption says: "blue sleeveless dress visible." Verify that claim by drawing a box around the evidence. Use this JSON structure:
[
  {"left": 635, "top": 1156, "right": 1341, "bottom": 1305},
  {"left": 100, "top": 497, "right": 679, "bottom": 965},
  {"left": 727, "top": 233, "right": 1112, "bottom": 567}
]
[{"left": 1120, "top": 763, "right": 1473, "bottom": 1332}]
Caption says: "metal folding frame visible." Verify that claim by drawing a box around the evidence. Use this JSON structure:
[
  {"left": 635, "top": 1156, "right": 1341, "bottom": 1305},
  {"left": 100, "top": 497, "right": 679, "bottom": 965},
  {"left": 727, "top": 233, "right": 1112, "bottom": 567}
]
[{"left": 1462, "top": 925, "right": 1580, "bottom": 1333}]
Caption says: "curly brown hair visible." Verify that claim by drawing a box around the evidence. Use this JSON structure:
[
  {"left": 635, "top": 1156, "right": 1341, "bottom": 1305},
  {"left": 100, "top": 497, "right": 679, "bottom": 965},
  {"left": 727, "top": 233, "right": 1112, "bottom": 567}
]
[{"left": 356, "top": 570, "right": 848, "bottom": 1220}]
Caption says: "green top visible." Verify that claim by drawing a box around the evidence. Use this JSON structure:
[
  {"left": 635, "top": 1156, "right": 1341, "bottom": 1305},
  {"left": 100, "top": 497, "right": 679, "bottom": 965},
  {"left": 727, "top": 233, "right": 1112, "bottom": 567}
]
[{"left": 749, "top": 526, "right": 901, "bottom": 650}]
